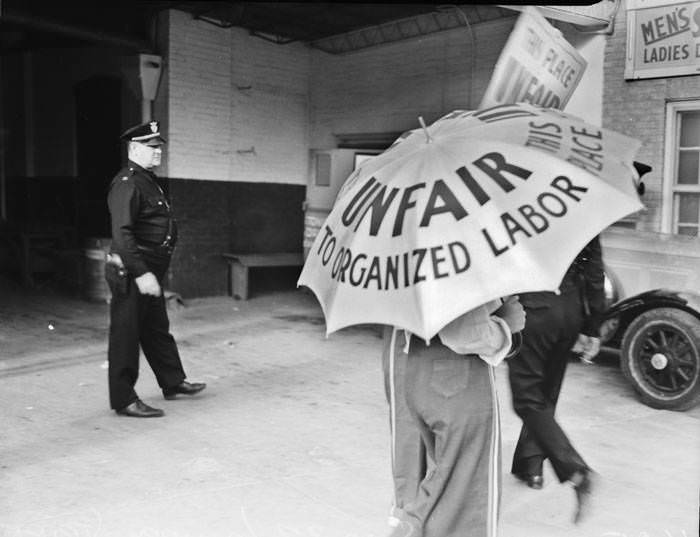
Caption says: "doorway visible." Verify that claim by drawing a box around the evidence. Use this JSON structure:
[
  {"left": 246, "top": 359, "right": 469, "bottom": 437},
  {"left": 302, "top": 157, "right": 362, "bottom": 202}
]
[{"left": 74, "top": 75, "right": 122, "bottom": 239}]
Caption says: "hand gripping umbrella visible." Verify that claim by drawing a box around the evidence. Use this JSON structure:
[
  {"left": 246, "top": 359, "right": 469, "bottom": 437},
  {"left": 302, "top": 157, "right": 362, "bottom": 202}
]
[{"left": 298, "top": 103, "right": 644, "bottom": 341}]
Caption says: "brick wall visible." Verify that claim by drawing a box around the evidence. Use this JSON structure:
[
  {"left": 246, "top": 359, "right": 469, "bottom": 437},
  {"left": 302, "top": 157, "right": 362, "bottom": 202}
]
[
  {"left": 603, "top": 5, "right": 700, "bottom": 233},
  {"left": 165, "top": 9, "right": 311, "bottom": 186},
  {"left": 166, "top": 178, "right": 304, "bottom": 297},
  {"left": 164, "top": 12, "right": 628, "bottom": 297},
  {"left": 161, "top": 10, "right": 312, "bottom": 296},
  {"left": 161, "top": 14, "right": 519, "bottom": 297},
  {"left": 308, "top": 16, "right": 517, "bottom": 148}
]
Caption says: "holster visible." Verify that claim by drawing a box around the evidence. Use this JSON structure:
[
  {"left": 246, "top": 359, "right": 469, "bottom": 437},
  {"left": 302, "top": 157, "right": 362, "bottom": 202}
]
[{"left": 105, "top": 260, "right": 130, "bottom": 296}]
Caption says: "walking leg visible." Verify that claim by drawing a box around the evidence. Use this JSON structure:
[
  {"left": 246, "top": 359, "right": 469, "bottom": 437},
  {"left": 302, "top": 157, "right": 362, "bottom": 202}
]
[
  {"left": 382, "top": 327, "right": 427, "bottom": 516},
  {"left": 402, "top": 349, "right": 498, "bottom": 537},
  {"left": 107, "top": 275, "right": 141, "bottom": 410},
  {"left": 140, "top": 294, "right": 186, "bottom": 390}
]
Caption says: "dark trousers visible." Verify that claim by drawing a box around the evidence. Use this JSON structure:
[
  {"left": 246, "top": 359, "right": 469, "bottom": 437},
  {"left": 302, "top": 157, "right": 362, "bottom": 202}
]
[
  {"left": 507, "top": 291, "right": 588, "bottom": 483},
  {"left": 106, "top": 264, "right": 186, "bottom": 410}
]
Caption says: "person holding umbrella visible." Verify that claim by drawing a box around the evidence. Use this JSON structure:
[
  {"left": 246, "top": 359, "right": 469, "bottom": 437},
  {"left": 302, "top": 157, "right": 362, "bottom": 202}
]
[
  {"left": 297, "top": 104, "right": 648, "bottom": 534},
  {"left": 384, "top": 296, "right": 526, "bottom": 537}
]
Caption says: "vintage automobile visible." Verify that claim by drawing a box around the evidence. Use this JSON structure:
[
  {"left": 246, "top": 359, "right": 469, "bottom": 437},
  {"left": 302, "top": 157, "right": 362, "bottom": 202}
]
[{"left": 598, "top": 268, "right": 700, "bottom": 411}]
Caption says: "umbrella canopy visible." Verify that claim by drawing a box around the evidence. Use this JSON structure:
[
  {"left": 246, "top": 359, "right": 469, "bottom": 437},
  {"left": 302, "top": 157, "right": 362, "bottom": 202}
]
[{"left": 298, "top": 103, "right": 644, "bottom": 341}]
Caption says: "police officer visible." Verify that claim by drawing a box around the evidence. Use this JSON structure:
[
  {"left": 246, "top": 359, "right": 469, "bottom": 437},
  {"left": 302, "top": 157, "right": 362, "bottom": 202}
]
[
  {"left": 106, "top": 120, "right": 205, "bottom": 418},
  {"left": 507, "top": 236, "right": 606, "bottom": 524}
]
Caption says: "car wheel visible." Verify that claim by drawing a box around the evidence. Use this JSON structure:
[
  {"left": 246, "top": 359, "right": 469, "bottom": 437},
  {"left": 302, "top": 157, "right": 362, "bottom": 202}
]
[{"left": 620, "top": 308, "right": 700, "bottom": 411}]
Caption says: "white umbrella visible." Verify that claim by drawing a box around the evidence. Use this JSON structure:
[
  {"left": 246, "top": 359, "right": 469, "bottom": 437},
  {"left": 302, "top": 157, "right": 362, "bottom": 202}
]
[{"left": 298, "top": 103, "right": 643, "bottom": 341}]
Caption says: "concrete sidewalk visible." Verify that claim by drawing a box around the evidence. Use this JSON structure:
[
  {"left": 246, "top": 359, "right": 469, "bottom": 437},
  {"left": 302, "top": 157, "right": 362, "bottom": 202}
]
[{"left": 1, "top": 286, "right": 698, "bottom": 537}]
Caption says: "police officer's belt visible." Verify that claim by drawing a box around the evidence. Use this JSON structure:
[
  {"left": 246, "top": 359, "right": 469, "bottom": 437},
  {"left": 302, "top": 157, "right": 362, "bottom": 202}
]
[{"left": 137, "top": 243, "right": 174, "bottom": 255}]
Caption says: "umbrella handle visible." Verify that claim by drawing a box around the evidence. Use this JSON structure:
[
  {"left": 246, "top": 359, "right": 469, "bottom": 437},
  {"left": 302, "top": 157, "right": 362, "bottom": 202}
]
[{"left": 506, "top": 331, "right": 523, "bottom": 359}]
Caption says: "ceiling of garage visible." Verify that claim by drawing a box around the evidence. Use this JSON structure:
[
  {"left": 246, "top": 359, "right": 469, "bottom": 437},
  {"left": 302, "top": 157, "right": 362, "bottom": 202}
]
[{"left": 0, "top": 1, "right": 516, "bottom": 54}]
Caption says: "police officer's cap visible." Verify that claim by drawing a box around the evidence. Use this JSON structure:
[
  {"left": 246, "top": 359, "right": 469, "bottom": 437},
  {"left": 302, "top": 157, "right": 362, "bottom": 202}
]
[{"left": 120, "top": 121, "right": 166, "bottom": 146}]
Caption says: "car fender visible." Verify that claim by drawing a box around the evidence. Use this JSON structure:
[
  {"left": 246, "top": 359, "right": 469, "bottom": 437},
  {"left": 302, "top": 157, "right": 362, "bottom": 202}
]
[
  {"left": 600, "top": 289, "right": 700, "bottom": 347},
  {"left": 607, "top": 289, "right": 700, "bottom": 317}
]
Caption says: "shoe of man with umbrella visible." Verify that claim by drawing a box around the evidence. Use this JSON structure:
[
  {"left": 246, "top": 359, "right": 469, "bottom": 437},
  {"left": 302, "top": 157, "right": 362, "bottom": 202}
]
[{"left": 298, "top": 103, "right": 645, "bottom": 536}]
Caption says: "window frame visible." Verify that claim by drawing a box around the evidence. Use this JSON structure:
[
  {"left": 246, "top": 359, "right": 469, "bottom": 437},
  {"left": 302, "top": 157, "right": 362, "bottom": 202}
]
[{"left": 662, "top": 99, "right": 700, "bottom": 235}]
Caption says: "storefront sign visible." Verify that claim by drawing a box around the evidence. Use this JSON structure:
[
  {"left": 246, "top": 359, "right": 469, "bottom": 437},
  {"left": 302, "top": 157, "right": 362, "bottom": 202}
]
[
  {"left": 480, "top": 6, "right": 587, "bottom": 110},
  {"left": 625, "top": 0, "right": 700, "bottom": 79}
]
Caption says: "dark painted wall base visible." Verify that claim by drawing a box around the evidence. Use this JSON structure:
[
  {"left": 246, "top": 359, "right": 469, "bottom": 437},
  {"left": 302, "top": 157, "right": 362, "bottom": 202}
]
[
  {"left": 167, "top": 178, "right": 305, "bottom": 298},
  {"left": 0, "top": 176, "right": 304, "bottom": 298}
]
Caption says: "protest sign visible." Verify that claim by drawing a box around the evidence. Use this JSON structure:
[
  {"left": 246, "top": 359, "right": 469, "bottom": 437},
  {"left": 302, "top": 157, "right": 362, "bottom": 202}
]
[{"left": 480, "top": 6, "right": 587, "bottom": 110}]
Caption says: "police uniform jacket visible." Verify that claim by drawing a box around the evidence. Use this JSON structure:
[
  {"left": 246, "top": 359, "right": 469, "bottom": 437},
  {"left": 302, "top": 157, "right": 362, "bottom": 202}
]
[{"left": 108, "top": 161, "right": 177, "bottom": 278}]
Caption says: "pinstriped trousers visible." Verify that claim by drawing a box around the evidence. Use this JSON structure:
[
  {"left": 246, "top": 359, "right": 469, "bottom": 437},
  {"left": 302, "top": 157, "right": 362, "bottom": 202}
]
[{"left": 385, "top": 329, "right": 501, "bottom": 537}]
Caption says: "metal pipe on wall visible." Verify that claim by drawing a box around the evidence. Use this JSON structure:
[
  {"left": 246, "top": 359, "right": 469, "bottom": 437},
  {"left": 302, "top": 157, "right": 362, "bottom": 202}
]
[
  {"left": 142, "top": 100, "right": 153, "bottom": 123},
  {"left": 139, "top": 54, "right": 162, "bottom": 122}
]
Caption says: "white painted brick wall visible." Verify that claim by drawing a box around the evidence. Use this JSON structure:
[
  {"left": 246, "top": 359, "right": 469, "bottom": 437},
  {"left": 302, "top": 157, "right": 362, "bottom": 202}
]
[
  {"left": 166, "top": 9, "right": 311, "bottom": 185},
  {"left": 164, "top": 10, "right": 516, "bottom": 184},
  {"left": 309, "top": 17, "right": 517, "bottom": 149}
]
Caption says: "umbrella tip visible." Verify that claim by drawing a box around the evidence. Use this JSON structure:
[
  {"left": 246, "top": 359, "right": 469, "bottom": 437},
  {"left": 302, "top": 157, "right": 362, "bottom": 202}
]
[{"left": 418, "top": 116, "right": 432, "bottom": 143}]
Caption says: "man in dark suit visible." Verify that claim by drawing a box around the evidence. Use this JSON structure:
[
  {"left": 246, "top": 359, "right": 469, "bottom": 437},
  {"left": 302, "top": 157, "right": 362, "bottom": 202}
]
[
  {"left": 105, "top": 121, "right": 205, "bottom": 418},
  {"left": 507, "top": 236, "right": 606, "bottom": 524}
]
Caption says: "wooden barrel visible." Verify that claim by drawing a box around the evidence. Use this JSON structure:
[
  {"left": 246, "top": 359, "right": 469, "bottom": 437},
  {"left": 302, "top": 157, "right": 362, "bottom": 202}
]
[{"left": 83, "top": 237, "right": 111, "bottom": 302}]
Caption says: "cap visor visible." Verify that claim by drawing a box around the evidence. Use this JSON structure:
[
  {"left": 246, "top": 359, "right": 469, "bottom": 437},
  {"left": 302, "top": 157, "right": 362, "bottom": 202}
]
[{"left": 143, "top": 136, "right": 166, "bottom": 146}]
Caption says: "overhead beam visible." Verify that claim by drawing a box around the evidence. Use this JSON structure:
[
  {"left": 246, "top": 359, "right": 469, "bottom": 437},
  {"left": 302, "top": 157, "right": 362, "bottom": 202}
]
[
  {"left": 499, "top": 3, "right": 615, "bottom": 29},
  {"left": 311, "top": 9, "right": 477, "bottom": 54},
  {"left": 0, "top": 11, "right": 153, "bottom": 51}
]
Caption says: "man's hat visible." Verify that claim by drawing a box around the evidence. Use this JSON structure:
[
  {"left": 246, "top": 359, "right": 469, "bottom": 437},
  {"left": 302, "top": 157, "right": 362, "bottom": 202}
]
[
  {"left": 632, "top": 161, "right": 652, "bottom": 196},
  {"left": 120, "top": 120, "right": 166, "bottom": 146}
]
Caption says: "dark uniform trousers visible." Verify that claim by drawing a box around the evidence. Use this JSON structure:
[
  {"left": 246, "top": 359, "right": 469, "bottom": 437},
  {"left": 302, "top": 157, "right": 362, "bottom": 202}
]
[
  {"left": 507, "top": 289, "right": 588, "bottom": 483},
  {"left": 106, "top": 259, "right": 186, "bottom": 410}
]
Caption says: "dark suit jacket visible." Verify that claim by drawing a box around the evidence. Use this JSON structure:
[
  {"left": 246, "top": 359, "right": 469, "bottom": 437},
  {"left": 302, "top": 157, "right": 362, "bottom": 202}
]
[{"left": 519, "top": 236, "right": 606, "bottom": 337}]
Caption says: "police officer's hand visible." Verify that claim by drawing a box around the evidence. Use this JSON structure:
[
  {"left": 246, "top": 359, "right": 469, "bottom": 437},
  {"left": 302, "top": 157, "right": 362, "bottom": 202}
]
[
  {"left": 494, "top": 295, "right": 526, "bottom": 334},
  {"left": 134, "top": 272, "right": 162, "bottom": 296}
]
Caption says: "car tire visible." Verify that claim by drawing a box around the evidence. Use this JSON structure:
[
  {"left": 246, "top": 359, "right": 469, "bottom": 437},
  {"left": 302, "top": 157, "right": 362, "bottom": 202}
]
[{"left": 620, "top": 307, "right": 700, "bottom": 411}]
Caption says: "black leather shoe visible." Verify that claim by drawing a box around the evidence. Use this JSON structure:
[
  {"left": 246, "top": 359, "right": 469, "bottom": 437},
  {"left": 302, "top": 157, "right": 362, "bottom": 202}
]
[
  {"left": 572, "top": 470, "right": 596, "bottom": 524},
  {"left": 116, "top": 399, "right": 164, "bottom": 418},
  {"left": 163, "top": 380, "right": 206, "bottom": 400},
  {"left": 515, "top": 472, "right": 544, "bottom": 489}
]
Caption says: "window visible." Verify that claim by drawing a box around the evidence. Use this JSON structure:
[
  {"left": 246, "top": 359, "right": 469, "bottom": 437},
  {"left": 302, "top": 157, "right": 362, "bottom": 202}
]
[{"left": 663, "top": 101, "right": 700, "bottom": 236}]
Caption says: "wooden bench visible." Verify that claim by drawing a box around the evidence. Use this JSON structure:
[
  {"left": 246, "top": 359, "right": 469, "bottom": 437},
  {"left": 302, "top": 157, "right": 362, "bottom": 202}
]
[{"left": 222, "top": 252, "right": 304, "bottom": 300}]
